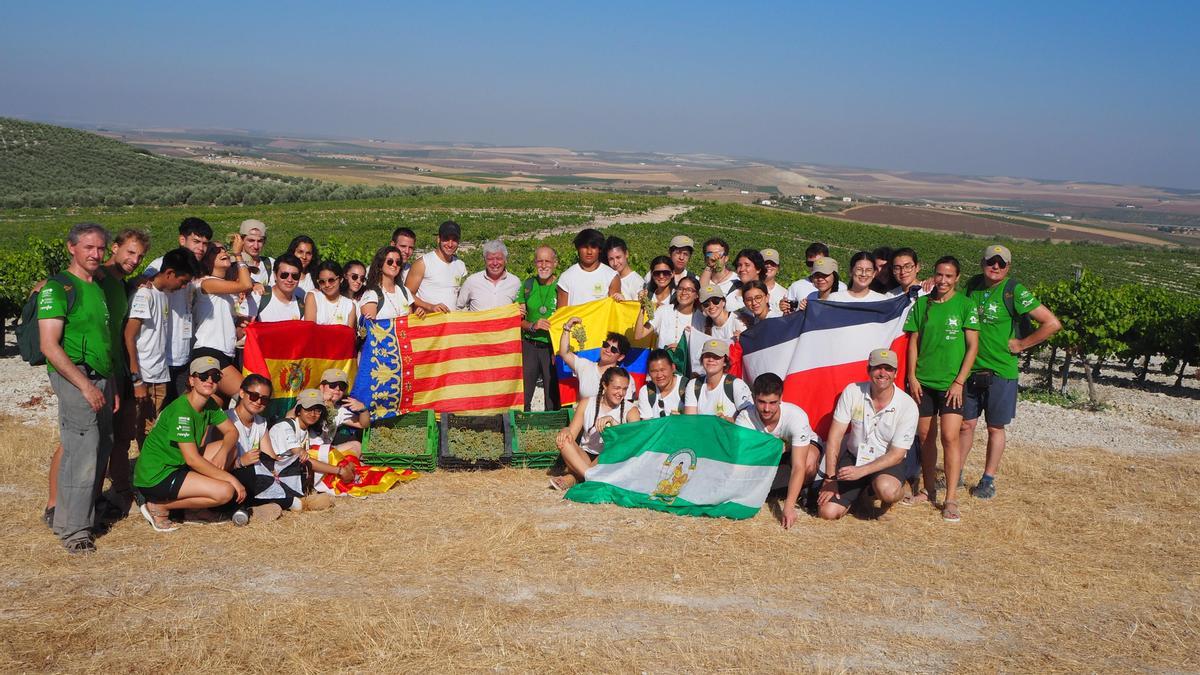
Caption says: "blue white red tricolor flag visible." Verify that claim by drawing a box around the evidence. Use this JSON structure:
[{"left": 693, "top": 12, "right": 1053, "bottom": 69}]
[{"left": 736, "top": 295, "right": 911, "bottom": 437}]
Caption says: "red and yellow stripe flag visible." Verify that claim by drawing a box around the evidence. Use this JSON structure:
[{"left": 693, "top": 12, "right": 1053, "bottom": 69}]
[{"left": 243, "top": 320, "right": 357, "bottom": 417}]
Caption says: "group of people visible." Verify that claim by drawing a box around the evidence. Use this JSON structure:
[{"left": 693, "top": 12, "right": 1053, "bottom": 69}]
[{"left": 35, "top": 215, "right": 1061, "bottom": 553}]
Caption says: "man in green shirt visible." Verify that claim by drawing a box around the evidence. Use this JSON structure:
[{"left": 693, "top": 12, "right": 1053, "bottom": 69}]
[
  {"left": 520, "top": 245, "right": 560, "bottom": 411},
  {"left": 959, "top": 244, "right": 1062, "bottom": 499},
  {"left": 37, "top": 223, "right": 117, "bottom": 554}
]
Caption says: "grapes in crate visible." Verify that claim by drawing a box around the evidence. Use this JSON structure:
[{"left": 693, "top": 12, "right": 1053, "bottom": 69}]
[
  {"left": 517, "top": 427, "right": 559, "bottom": 455},
  {"left": 369, "top": 425, "right": 428, "bottom": 455},
  {"left": 448, "top": 428, "right": 504, "bottom": 462}
]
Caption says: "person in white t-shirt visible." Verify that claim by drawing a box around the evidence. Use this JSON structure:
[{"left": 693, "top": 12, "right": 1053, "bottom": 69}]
[
  {"left": 215, "top": 374, "right": 274, "bottom": 472},
  {"left": 558, "top": 317, "right": 634, "bottom": 401},
  {"left": 636, "top": 350, "right": 686, "bottom": 419},
  {"left": 737, "top": 280, "right": 782, "bottom": 328},
  {"left": 254, "top": 254, "right": 305, "bottom": 322},
  {"left": 790, "top": 257, "right": 842, "bottom": 312},
  {"left": 406, "top": 220, "right": 467, "bottom": 314},
  {"left": 605, "top": 236, "right": 645, "bottom": 301},
  {"left": 818, "top": 348, "right": 917, "bottom": 522},
  {"left": 303, "top": 260, "right": 358, "bottom": 327},
  {"left": 706, "top": 249, "right": 767, "bottom": 313},
  {"left": 887, "top": 247, "right": 934, "bottom": 298},
  {"left": 642, "top": 255, "right": 677, "bottom": 309},
  {"left": 551, "top": 367, "right": 640, "bottom": 490},
  {"left": 360, "top": 245, "right": 413, "bottom": 320},
  {"left": 635, "top": 275, "right": 700, "bottom": 350},
  {"left": 141, "top": 217, "right": 212, "bottom": 399},
  {"left": 238, "top": 219, "right": 273, "bottom": 289},
  {"left": 692, "top": 284, "right": 746, "bottom": 342},
  {"left": 310, "top": 368, "right": 369, "bottom": 455},
  {"left": 736, "top": 373, "right": 820, "bottom": 529},
  {"left": 683, "top": 339, "right": 752, "bottom": 422},
  {"left": 827, "top": 251, "right": 888, "bottom": 303},
  {"left": 782, "top": 242, "right": 829, "bottom": 313},
  {"left": 284, "top": 235, "right": 319, "bottom": 296},
  {"left": 191, "top": 238, "right": 253, "bottom": 403},
  {"left": 256, "top": 389, "right": 354, "bottom": 514},
  {"left": 697, "top": 237, "right": 736, "bottom": 297},
  {"left": 556, "top": 228, "right": 620, "bottom": 307},
  {"left": 759, "top": 248, "right": 788, "bottom": 313},
  {"left": 457, "top": 240, "right": 521, "bottom": 311}
]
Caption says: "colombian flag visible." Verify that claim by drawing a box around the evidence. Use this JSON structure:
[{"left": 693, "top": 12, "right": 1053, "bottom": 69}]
[
  {"left": 352, "top": 304, "right": 524, "bottom": 418},
  {"left": 243, "top": 321, "right": 357, "bottom": 419},
  {"left": 549, "top": 298, "right": 654, "bottom": 406}
]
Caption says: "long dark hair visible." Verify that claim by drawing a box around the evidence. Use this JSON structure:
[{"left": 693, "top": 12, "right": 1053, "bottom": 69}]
[
  {"left": 365, "top": 245, "right": 403, "bottom": 293},
  {"left": 313, "top": 259, "right": 346, "bottom": 298},
  {"left": 342, "top": 259, "right": 367, "bottom": 299},
  {"left": 733, "top": 249, "right": 767, "bottom": 282},
  {"left": 673, "top": 276, "right": 699, "bottom": 312},
  {"left": 285, "top": 235, "right": 320, "bottom": 272},
  {"left": 646, "top": 254, "right": 674, "bottom": 297},
  {"left": 594, "top": 366, "right": 630, "bottom": 428}
]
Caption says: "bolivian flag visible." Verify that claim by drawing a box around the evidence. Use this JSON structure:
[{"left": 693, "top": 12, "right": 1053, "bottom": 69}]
[
  {"left": 351, "top": 304, "right": 524, "bottom": 419},
  {"left": 243, "top": 321, "right": 357, "bottom": 419}
]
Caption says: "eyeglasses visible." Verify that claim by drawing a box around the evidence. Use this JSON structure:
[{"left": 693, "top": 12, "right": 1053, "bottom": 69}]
[
  {"left": 347, "top": 273, "right": 363, "bottom": 281},
  {"left": 194, "top": 370, "right": 222, "bottom": 383},
  {"left": 602, "top": 342, "right": 621, "bottom": 354},
  {"left": 676, "top": 286, "right": 697, "bottom": 294},
  {"left": 894, "top": 263, "right": 917, "bottom": 273},
  {"left": 321, "top": 381, "right": 348, "bottom": 391},
  {"left": 702, "top": 297, "right": 723, "bottom": 307},
  {"left": 277, "top": 271, "right": 300, "bottom": 281},
  {"left": 384, "top": 258, "right": 401, "bottom": 267},
  {"left": 318, "top": 277, "right": 340, "bottom": 286},
  {"left": 242, "top": 390, "right": 269, "bottom": 403},
  {"left": 652, "top": 269, "right": 672, "bottom": 277},
  {"left": 984, "top": 257, "right": 1009, "bottom": 269},
  {"left": 854, "top": 269, "right": 875, "bottom": 277}
]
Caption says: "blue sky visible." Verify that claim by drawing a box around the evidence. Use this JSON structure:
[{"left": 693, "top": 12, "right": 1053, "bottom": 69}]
[{"left": 3, "top": 0, "right": 1197, "bottom": 188}]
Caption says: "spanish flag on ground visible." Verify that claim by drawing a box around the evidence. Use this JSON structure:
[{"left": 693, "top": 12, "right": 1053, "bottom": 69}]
[{"left": 243, "top": 321, "right": 357, "bottom": 419}]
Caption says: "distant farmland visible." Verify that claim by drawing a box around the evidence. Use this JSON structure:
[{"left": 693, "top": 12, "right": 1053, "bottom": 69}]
[{"left": 829, "top": 204, "right": 1138, "bottom": 246}]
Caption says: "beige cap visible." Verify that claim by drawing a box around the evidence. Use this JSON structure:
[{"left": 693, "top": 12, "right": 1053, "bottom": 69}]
[
  {"left": 699, "top": 284, "right": 726, "bottom": 303},
  {"left": 811, "top": 257, "right": 839, "bottom": 275},
  {"left": 868, "top": 348, "right": 899, "bottom": 369},
  {"left": 189, "top": 356, "right": 221, "bottom": 375},
  {"left": 321, "top": 368, "right": 349, "bottom": 385},
  {"left": 760, "top": 248, "right": 780, "bottom": 265},
  {"left": 239, "top": 219, "right": 267, "bottom": 236},
  {"left": 983, "top": 244, "right": 1012, "bottom": 264},
  {"left": 701, "top": 339, "right": 729, "bottom": 358},
  {"left": 669, "top": 235, "right": 695, "bottom": 250},
  {"left": 296, "top": 388, "right": 324, "bottom": 409}
]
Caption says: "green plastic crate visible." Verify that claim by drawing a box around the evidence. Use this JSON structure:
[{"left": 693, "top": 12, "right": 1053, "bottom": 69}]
[
  {"left": 361, "top": 410, "right": 438, "bottom": 473},
  {"left": 508, "top": 409, "right": 573, "bottom": 469}
]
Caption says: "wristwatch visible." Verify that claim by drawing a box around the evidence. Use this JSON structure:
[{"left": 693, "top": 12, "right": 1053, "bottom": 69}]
[{"left": 130, "top": 372, "right": 143, "bottom": 385}]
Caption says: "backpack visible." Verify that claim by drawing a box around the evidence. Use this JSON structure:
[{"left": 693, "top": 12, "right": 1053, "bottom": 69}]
[
  {"left": 691, "top": 374, "right": 737, "bottom": 410},
  {"left": 647, "top": 376, "right": 688, "bottom": 417},
  {"left": 965, "top": 275, "right": 1034, "bottom": 339},
  {"left": 17, "top": 273, "right": 76, "bottom": 366}
]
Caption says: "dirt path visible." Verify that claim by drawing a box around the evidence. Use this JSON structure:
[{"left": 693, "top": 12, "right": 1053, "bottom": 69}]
[{"left": 458, "top": 204, "right": 695, "bottom": 252}]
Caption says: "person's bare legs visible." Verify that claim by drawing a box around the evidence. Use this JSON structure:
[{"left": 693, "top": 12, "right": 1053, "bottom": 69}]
[
  {"left": 151, "top": 473, "right": 235, "bottom": 511},
  {"left": 959, "top": 416, "right": 978, "bottom": 467},
  {"left": 982, "top": 424, "right": 1007, "bottom": 477},
  {"left": 940, "top": 413, "right": 964, "bottom": 506},
  {"left": 555, "top": 437, "right": 596, "bottom": 481},
  {"left": 872, "top": 474, "right": 904, "bottom": 518},
  {"left": 46, "top": 444, "right": 63, "bottom": 510},
  {"left": 203, "top": 440, "right": 237, "bottom": 471},
  {"left": 917, "top": 415, "right": 939, "bottom": 503}
]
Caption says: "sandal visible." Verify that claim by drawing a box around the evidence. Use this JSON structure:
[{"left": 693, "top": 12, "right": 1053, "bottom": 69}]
[
  {"left": 139, "top": 503, "right": 179, "bottom": 533},
  {"left": 901, "top": 490, "right": 933, "bottom": 507},
  {"left": 942, "top": 499, "right": 961, "bottom": 523},
  {"left": 548, "top": 474, "right": 578, "bottom": 491}
]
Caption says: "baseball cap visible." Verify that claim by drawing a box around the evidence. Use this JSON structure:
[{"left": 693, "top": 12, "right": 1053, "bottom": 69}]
[
  {"left": 761, "top": 248, "right": 780, "bottom": 265},
  {"left": 701, "top": 339, "right": 729, "bottom": 358},
  {"left": 438, "top": 220, "right": 462, "bottom": 240},
  {"left": 699, "top": 284, "right": 726, "bottom": 302},
  {"left": 811, "top": 258, "right": 838, "bottom": 275},
  {"left": 983, "top": 244, "right": 1012, "bottom": 264},
  {"left": 189, "top": 355, "right": 221, "bottom": 375},
  {"left": 321, "top": 368, "right": 349, "bottom": 385},
  {"left": 868, "top": 348, "right": 899, "bottom": 369},
  {"left": 296, "top": 389, "right": 324, "bottom": 410},
  {"left": 239, "top": 219, "right": 267, "bottom": 236},
  {"left": 669, "top": 235, "right": 695, "bottom": 251}
]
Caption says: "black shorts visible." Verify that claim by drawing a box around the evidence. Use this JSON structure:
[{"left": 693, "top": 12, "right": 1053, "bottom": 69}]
[
  {"left": 137, "top": 467, "right": 189, "bottom": 502},
  {"left": 829, "top": 447, "right": 906, "bottom": 508},
  {"left": 189, "top": 346, "right": 234, "bottom": 371},
  {"left": 916, "top": 386, "right": 964, "bottom": 417}
]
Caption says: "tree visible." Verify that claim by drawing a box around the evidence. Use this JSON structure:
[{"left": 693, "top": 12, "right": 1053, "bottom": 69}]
[{"left": 1040, "top": 271, "right": 1134, "bottom": 403}]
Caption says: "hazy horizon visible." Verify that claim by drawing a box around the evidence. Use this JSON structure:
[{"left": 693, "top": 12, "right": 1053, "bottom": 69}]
[{"left": 4, "top": 1, "right": 1197, "bottom": 189}]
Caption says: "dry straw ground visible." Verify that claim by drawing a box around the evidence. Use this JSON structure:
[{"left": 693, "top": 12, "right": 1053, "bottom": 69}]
[{"left": 0, "top": 412, "right": 1196, "bottom": 673}]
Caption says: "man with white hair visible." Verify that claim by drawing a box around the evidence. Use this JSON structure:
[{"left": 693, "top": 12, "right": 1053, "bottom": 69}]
[{"left": 457, "top": 239, "right": 521, "bottom": 311}]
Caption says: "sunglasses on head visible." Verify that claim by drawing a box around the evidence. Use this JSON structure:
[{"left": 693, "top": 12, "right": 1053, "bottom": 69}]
[
  {"left": 984, "top": 256, "right": 1008, "bottom": 269},
  {"left": 702, "top": 297, "right": 723, "bottom": 306},
  {"left": 277, "top": 271, "right": 300, "bottom": 281},
  {"left": 242, "top": 390, "right": 269, "bottom": 403},
  {"left": 194, "top": 370, "right": 222, "bottom": 383},
  {"left": 321, "top": 381, "right": 348, "bottom": 390}
]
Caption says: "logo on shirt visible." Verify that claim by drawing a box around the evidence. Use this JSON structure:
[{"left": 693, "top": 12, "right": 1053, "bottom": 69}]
[
  {"left": 175, "top": 416, "right": 192, "bottom": 436},
  {"left": 650, "top": 448, "right": 697, "bottom": 505}
]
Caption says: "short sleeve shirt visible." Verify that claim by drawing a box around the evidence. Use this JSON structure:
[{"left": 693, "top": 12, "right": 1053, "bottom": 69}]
[
  {"left": 557, "top": 263, "right": 617, "bottom": 306},
  {"left": 360, "top": 286, "right": 410, "bottom": 319},
  {"left": 684, "top": 375, "right": 753, "bottom": 418},
  {"left": 128, "top": 286, "right": 171, "bottom": 383},
  {"left": 143, "top": 256, "right": 195, "bottom": 367},
  {"left": 736, "top": 402, "right": 816, "bottom": 450},
  {"left": 133, "top": 396, "right": 226, "bottom": 488},
  {"left": 456, "top": 270, "right": 521, "bottom": 311},
  {"left": 966, "top": 280, "right": 1041, "bottom": 380},
  {"left": 832, "top": 382, "right": 919, "bottom": 458},
  {"left": 268, "top": 418, "right": 310, "bottom": 460},
  {"left": 228, "top": 409, "right": 268, "bottom": 458},
  {"left": 99, "top": 273, "right": 130, "bottom": 377},
  {"left": 902, "top": 293, "right": 980, "bottom": 390},
  {"left": 637, "top": 376, "right": 685, "bottom": 419},
  {"left": 37, "top": 272, "right": 113, "bottom": 377}
]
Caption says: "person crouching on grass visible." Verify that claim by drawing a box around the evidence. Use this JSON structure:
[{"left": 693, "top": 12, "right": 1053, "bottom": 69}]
[
  {"left": 817, "top": 349, "right": 919, "bottom": 522},
  {"left": 133, "top": 356, "right": 246, "bottom": 532},
  {"left": 550, "top": 367, "right": 640, "bottom": 491}
]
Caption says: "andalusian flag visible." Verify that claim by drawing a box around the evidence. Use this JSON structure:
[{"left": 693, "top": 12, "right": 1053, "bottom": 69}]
[
  {"left": 351, "top": 304, "right": 524, "bottom": 418},
  {"left": 549, "top": 298, "right": 654, "bottom": 405},
  {"left": 565, "top": 416, "right": 784, "bottom": 520},
  {"left": 243, "top": 321, "right": 357, "bottom": 419}
]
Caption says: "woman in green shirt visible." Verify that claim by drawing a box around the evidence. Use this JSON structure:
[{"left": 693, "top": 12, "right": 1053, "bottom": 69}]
[
  {"left": 903, "top": 256, "right": 979, "bottom": 523},
  {"left": 133, "top": 355, "right": 245, "bottom": 532}
]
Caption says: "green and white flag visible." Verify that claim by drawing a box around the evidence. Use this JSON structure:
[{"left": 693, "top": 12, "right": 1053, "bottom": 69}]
[{"left": 565, "top": 416, "right": 784, "bottom": 520}]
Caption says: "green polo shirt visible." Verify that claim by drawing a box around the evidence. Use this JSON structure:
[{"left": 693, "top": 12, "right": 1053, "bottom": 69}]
[
  {"left": 36, "top": 271, "right": 113, "bottom": 378},
  {"left": 134, "top": 395, "right": 226, "bottom": 488}
]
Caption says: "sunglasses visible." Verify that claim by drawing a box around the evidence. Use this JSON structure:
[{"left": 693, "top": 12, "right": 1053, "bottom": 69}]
[
  {"left": 384, "top": 258, "right": 401, "bottom": 267},
  {"left": 321, "top": 381, "right": 348, "bottom": 391},
  {"left": 242, "top": 390, "right": 269, "bottom": 403},
  {"left": 602, "top": 342, "right": 621, "bottom": 354},
  {"left": 276, "top": 271, "right": 300, "bottom": 281},
  {"left": 318, "top": 277, "right": 340, "bottom": 286},
  {"left": 984, "top": 257, "right": 1009, "bottom": 269},
  {"left": 702, "top": 297, "right": 723, "bottom": 307},
  {"left": 347, "top": 273, "right": 363, "bottom": 281},
  {"left": 194, "top": 370, "right": 222, "bottom": 383},
  {"left": 652, "top": 269, "right": 672, "bottom": 277}
]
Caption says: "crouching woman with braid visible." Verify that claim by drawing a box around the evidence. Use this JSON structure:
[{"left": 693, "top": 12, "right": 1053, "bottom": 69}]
[{"left": 550, "top": 367, "right": 640, "bottom": 491}]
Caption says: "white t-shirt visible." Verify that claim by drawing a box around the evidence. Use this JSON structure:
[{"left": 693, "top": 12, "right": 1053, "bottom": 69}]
[
  {"left": 415, "top": 251, "right": 467, "bottom": 310},
  {"left": 314, "top": 405, "right": 355, "bottom": 446},
  {"left": 298, "top": 273, "right": 315, "bottom": 295},
  {"left": 768, "top": 282, "right": 787, "bottom": 313},
  {"left": 827, "top": 289, "right": 888, "bottom": 303},
  {"left": 711, "top": 272, "right": 737, "bottom": 296},
  {"left": 192, "top": 279, "right": 239, "bottom": 357},
  {"left": 267, "top": 418, "right": 310, "bottom": 467},
  {"left": 637, "top": 375, "right": 685, "bottom": 420},
  {"left": 143, "top": 255, "right": 195, "bottom": 367},
  {"left": 246, "top": 255, "right": 273, "bottom": 286},
  {"left": 228, "top": 409, "right": 268, "bottom": 459},
  {"left": 616, "top": 270, "right": 644, "bottom": 301},
  {"left": 577, "top": 397, "right": 628, "bottom": 455},
  {"left": 255, "top": 290, "right": 303, "bottom": 323},
  {"left": 692, "top": 311, "right": 746, "bottom": 342},
  {"left": 128, "top": 285, "right": 171, "bottom": 383},
  {"left": 313, "top": 293, "right": 356, "bottom": 327},
  {"left": 832, "top": 382, "right": 919, "bottom": 458},
  {"left": 735, "top": 402, "right": 816, "bottom": 450},
  {"left": 648, "top": 306, "right": 694, "bottom": 349},
  {"left": 360, "top": 286, "right": 411, "bottom": 319},
  {"left": 787, "top": 277, "right": 817, "bottom": 304},
  {"left": 683, "top": 375, "right": 753, "bottom": 418},
  {"left": 571, "top": 358, "right": 635, "bottom": 403},
  {"left": 557, "top": 263, "right": 617, "bottom": 306}
]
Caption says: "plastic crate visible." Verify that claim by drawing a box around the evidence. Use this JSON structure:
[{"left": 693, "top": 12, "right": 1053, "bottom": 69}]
[
  {"left": 508, "top": 409, "right": 572, "bottom": 469},
  {"left": 361, "top": 410, "right": 438, "bottom": 473},
  {"left": 438, "top": 413, "right": 513, "bottom": 470}
]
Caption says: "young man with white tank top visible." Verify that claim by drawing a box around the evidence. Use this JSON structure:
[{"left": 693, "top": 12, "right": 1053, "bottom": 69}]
[{"left": 405, "top": 220, "right": 467, "bottom": 314}]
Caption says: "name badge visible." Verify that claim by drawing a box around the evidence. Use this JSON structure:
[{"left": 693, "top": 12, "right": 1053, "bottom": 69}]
[{"left": 855, "top": 443, "right": 885, "bottom": 467}]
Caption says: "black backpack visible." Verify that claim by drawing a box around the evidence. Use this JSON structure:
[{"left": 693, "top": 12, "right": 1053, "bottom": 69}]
[
  {"left": 965, "top": 275, "right": 1034, "bottom": 339},
  {"left": 17, "top": 273, "right": 77, "bottom": 366}
]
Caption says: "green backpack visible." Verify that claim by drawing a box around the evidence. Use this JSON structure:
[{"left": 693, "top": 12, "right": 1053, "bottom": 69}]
[{"left": 17, "top": 273, "right": 76, "bottom": 366}]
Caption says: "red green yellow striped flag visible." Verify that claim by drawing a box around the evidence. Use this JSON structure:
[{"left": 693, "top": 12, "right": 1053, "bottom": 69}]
[{"left": 242, "top": 320, "right": 357, "bottom": 418}]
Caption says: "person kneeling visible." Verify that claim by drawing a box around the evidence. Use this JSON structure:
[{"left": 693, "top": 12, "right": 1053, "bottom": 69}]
[
  {"left": 817, "top": 348, "right": 918, "bottom": 521},
  {"left": 133, "top": 356, "right": 246, "bottom": 532},
  {"left": 551, "top": 367, "right": 640, "bottom": 491},
  {"left": 735, "top": 373, "right": 820, "bottom": 529}
]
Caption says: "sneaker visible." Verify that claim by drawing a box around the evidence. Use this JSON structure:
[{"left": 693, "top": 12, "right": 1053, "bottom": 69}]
[
  {"left": 970, "top": 480, "right": 996, "bottom": 499},
  {"left": 64, "top": 537, "right": 96, "bottom": 555},
  {"left": 231, "top": 508, "right": 251, "bottom": 526},
  {"left": 139, "top": 503, "right": 179, "bottom": 533},
  {"left": 253, "top": 503, "right": 284, "bottom": 522}
]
